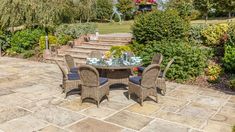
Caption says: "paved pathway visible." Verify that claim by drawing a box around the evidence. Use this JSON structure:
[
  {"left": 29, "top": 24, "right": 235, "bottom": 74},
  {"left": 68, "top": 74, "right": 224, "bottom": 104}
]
[{"left": 0, "top": 57, "right": 234, "bottom": 132}]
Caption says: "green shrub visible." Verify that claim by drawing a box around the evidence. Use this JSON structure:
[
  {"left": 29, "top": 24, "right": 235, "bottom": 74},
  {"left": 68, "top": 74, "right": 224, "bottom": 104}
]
[
  {"left": 0, "top": 31, "right": 11, "bottom": 52},
  {"left": 206, "top": 63, "right": 222, "bottom": 83},
  {"left": 223, "top": 44, "right": 235, "bottom": 73},
  {"left": 39, "top": 35, "right": 58, "bottom": 50},
  {"left": 131, "top": 40, "right": 212, "bottom": 82},
  {"left": 55, "top": 23, "right": 96, "bottom": 39},
  {"left": 233, "top": 125, "right": 235, "bottom": 132},
  {"left": 96, "top": 0, "right": 113, "bottom": 21},
  {"left": 189, "top": 24, "right": 207, "bottom": 45},
  {"left": 57, "top": 34, "right": 73, "bottom": 45},
  {"left": 8, "top": 28, "right": 44, "bottom": 54},
  {"left": 110, "top": 45, "right": 132, "bottom": 58},
  {"left": 22, "top": 50, "right": 35, "bottom": 58},
  {"left": 229, "top": 76, "right": 235, "bottom": 91},
  {"left": 116, "top": 0, "right": 134, "bottom": 20},
  {"left": 132, "top": 10, "right": 189, "bottom": 43},
  {"left": 201, "top": 24, "right": 228, "bottom": 46}
]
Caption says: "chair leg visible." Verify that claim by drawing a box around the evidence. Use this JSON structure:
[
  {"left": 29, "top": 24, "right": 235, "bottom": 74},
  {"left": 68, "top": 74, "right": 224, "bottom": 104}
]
[
  {"left": 97, "top": 100, "right": 100, "bottom": 108},
  {"left": 106, "top": 95, "right": 109, "bottom": 101},
  {"left": 128, "top": 92, "right": 130, "bottom": 100},
  {"left": 80, "top": 98, "right": 83, "bottom": 106},
  {"left": 140, "top": 98, "right": 143, "bottom": 106},
  {"left": 155, "top": 94, "right": 158, "bottom": 103}
]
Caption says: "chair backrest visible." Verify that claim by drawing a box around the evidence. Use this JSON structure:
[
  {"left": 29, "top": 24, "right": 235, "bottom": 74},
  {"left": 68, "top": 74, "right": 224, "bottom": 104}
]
[
  {"left": 64, "top": 54, "right": 75, "bottom": 70},
  {"left": 55, "top": 60, "right": 67, "bottom": 80},
  {"left": 141, "top": 64, "right": 161, "bottom": 88},
  {"left": 89, "top": 51, "right": 102, "bottom": 59},
  {"left": 78, "top": 65, "right": 100, "bottom": 87},
  {"left": 151, "top": 53, "right": 163, "bottom": 65},
  {"left": 162, "top": 58, "right": 175, "bottom": 78}
]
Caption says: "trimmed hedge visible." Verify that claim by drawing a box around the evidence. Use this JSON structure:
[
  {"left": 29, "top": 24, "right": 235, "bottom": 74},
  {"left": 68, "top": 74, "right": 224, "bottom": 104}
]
[
  {"left": 131, "top": 40, "right": 212, "bottom": 82},
  {"left": 132, "top": 10, "right": 189, "bottom": 43},
  {"left": 55, "top": 23, "right": 96, "bottom": 39}
]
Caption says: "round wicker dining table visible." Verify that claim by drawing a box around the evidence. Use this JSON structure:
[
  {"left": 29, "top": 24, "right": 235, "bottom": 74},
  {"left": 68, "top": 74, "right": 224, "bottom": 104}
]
[{"left": 89, "top": 64, "right": 141, "bottom": 86}]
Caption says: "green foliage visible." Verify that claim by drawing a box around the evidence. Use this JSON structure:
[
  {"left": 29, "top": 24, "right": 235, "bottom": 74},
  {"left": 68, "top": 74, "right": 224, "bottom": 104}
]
[
  {"left": 131, "top": 40, "right": 211, "bottom": 82},
  {"left": 22, "top": 50, "right": 35, "bottom": 58},
  {"left": 0, "top": 31, "right": 11, "bottom": 51},
  {"left": 7, "top": 28, "right": 44, "bottom": 54},
  {"left": 116, "top": 0, "right": 135, "bottom": 20},
  {"left": 166, "top": 0, "right": 199, "bottom": 20},
  {"left": 201, "top": 24, "right": 228, "bottom": 46},
  {"left": 132, "top": 10, "right": 189, "bottom": 43},
  {"left": 206, "top": 63, "right": 222, "bottom": 83},
  {"left": 0, "top": 0, "right": 76, "bottom": 29},
  {"left": 39, "top": 35, "right": 58, "bottom": 51},
  {"left": 96, "top": 0, "right": 113, "bottom": 21},
  {"left": 193, "top": 0, "right": 215, "bottom": 20},
  {"left": 223, "top": 45, "right": 235, "bottom": 73},
  {"left": 55, "top": 23, "right": 96, "bottom": 39},
  {"left": 75, "top": 0, "right": 96, "bottom": 22},
  {"left": 110, "top": 45, "right": 132, "bottom": 58},
  {"left": 233, "top": 125, "right": 235, "bottom": 132},
  {"left": 189, "top": 24, "right": 206, "bottom": 45},
  {"left": 229, "top": 76, "right": 235, "bottom": 91},
  {"left": 57, "top": 34, "right": 73, "bottom": 45}
]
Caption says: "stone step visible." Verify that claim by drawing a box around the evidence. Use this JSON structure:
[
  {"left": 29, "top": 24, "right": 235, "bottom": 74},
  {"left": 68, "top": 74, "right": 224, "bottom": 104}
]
[
  {"left": 95, "top": 39, "right": 131, "bottom": 44},
  {"left": 82, "top": 41, "right": 127, "bottom": 46},
  {"left": 73, "top": 45, "right": 110, "bottom": 51}
]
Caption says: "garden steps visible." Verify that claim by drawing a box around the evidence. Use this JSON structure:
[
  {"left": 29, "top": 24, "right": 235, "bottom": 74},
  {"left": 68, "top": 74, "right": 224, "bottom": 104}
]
[{"left": 45, "top": 33, "right": 132, "bottom": 65}]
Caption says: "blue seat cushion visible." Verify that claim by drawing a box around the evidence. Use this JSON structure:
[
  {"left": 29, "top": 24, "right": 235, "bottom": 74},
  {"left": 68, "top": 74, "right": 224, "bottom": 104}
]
[
  {"left": 70, "top": 67, "right": 79, "bottom": 73},
  {"left": 68, "top": 73, "right": 80, "bottom": 80},
  {"left": 138, "top": 66, "right": 145, "bottom": 73},
  {"left": 99, "top": 77, "right": 108, "bottom": 86},
  {"left": 129, "top": 76, "right": 142, "bottom": 85}
]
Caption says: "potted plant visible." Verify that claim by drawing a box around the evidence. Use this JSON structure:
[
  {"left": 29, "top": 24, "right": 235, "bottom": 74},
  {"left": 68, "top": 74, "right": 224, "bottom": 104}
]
[{"left": 134, "top": 0, "right": 157, "bottom": 11}]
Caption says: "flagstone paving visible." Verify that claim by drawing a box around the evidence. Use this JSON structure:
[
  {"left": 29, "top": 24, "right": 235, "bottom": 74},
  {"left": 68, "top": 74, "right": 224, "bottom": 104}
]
[{"left": 0, "top": 57, "right": 234, "bottom": 132}]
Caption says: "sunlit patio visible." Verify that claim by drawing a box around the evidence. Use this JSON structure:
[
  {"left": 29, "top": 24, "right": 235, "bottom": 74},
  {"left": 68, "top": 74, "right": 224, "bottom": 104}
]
[{"left": 0, "top": 57, "right": 234, "bottom": 132}]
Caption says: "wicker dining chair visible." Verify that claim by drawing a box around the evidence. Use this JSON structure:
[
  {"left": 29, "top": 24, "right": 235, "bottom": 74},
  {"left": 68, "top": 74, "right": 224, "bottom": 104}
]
[
  {"left": 156, "top": 58, "right": 174, "bottom": 96},
  {"left": 64, "top": 54, "right": 78, "bottom": 74},
  {"left": 55, "top": 60, "right": 81, "bottom": 97},
  {"left": 89, "top": 51, "right": 103, "bottom": 59},
  {"left": 138, "top": 53, "right": 163, "bottom": 73},
  {"left": 78, "top": 65, "right": 109, "bottom": 107},
  {"left": 128, "top": 64, "right": 161, "bottom": 106}
]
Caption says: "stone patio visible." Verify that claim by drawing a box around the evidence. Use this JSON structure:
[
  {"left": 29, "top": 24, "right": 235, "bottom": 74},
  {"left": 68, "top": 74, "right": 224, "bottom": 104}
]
[{"left": 0, "top": 57, "right": 234, "bottom": 132}]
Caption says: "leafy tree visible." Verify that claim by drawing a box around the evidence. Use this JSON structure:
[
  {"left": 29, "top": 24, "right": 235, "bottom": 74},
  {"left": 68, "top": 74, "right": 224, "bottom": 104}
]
[
  {"left": 76, "top": 0, "right": 97, "bottom": 22},
  {"left": 116, "top": 0, "right": 135, "bottom": 20},
  {"left": 96, "top": 0, "right": 113, "bottom": 21},
  {"left": 0, "top": 0, "right": 76, "bottom": 30},
  {"left": 215, "top": 0, "right": 235, "bottom": 19},
  {"left": 193, "top": 0, "right": 214, "bottom": 23},
  {"left": 167, "top": 0, "right": 199, "bottom": 20}
]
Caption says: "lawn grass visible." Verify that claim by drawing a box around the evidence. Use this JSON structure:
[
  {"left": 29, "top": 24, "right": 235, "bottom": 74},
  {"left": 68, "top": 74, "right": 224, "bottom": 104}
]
[
  {"left": 96, "top": 18, "right": 235, "bottom": 34},
  {"left": 191, "top": 17, "right": 235, "bottom": 24},
  {"left": 96, "top": 21, "right": 133, "bottom": 34}
]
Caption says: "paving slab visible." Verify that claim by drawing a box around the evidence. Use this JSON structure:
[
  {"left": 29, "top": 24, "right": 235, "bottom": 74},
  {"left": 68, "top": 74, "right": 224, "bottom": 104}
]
[
  {"left": 33, "top": 106, "right": 85, "bottom": 126},
  {"left": 0, "top": 115, "right": 48, "bottom": 132},
  {"left": 126, "top": 101, "right": 161, "bottom": 116},
  {"left": 0, "top": 106, "right": 31, "bottom": 123},
  {"left": 140, "top": 118, "right": 190, "bottom": 132},
  {"left": 66, "top": 118, "right": 123, "bottom": 132},
  {"left": 105, "top": 111, "right": 153, "bottom": 130},
  {"left": 81, "top": 107, "right": 115, "bottom": 119},
  {"left": 154, "top": 110, "right": 206, "bottom": 128},
  {"left": 203, "top": 120, "right": 233, "bottom": 132},
  {"left": 37, "top": 125, "right": 68, "bottom": 132}
]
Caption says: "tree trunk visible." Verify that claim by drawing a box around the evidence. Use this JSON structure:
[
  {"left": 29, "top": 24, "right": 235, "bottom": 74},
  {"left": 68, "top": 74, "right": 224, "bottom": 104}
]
[
  {"left": 228, "top": 12, "right": 232, "bottom": 22},
  {"left": 45, "top": 28, "right": 49, "bottom": 50},
  {"left": 0, "top": 43, "right": 2, "bottom": 57},
  {"left": 205, "top": 13, "right": 208, "bottom": 24}
]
